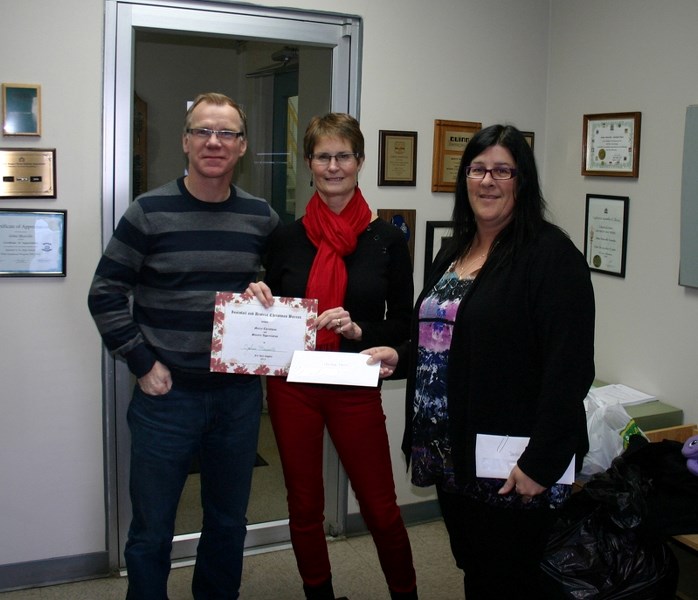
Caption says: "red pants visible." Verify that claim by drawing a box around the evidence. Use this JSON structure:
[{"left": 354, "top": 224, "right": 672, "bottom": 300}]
[{"left": 266, "top": 377, "right": 416, "bottom": 593}]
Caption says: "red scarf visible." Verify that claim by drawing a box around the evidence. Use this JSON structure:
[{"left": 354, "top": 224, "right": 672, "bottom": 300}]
[{"left": 304, "top": 187, "right": 371, "bottom": 350}]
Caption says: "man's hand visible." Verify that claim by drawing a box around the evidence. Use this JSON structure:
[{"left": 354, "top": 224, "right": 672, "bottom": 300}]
[
  {"left": 245, "top": 281, "right": 274, "bottom": 308},
  {"left": 137, "top": 361, "right": 172, "bottom": 396}
]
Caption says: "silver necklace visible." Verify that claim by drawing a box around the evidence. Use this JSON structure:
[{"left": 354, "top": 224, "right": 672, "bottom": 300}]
[{"left": 454, "top": 246, "right": 487, "bottom": 278}]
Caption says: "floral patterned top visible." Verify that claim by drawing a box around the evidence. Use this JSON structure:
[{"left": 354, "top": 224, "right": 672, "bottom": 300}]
[{"left": 410, "top": 264, "right": 571, "bottom": 509}]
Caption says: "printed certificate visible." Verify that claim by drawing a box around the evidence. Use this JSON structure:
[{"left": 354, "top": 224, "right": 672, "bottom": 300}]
[{"left": 210, "top": 293, "right": 317, "bottom": 376}]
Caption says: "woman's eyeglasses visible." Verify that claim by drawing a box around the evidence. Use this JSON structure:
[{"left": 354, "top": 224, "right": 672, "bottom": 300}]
[
  {"left": 465, "top": 165, "right": 517, "bottom": 180},
  {"left": 308, "top": 152, "right": 360, "bottom": 165}
]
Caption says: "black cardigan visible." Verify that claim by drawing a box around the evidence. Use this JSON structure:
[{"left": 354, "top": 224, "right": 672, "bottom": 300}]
[
  {"left": 401, "top": 223, "right": 595, "bottom": 488},
  {"left": 263, "top": 217, "right": 414, "bottom": 352}
]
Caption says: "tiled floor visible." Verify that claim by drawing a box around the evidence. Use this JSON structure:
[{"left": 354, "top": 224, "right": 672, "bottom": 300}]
[{"left": 0, "top": 520, "right": 465, "bottom": 600}]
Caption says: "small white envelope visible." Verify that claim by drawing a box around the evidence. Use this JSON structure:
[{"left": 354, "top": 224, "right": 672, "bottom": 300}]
[
  {"left": 286, "top": 350, "right": 380, "bottom": 387},
  {"left": 475, "top": 433, "right": 575, "bottom": 484}
]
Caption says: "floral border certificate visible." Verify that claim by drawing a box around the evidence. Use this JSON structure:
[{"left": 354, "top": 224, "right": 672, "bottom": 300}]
[{"left": 210, "top": 293, "right": 317, "bottom": 376}]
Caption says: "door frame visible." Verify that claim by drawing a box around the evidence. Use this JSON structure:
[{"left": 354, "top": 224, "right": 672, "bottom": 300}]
[{"left": 102, "top": 0, "right": 362, "bottom": 571}]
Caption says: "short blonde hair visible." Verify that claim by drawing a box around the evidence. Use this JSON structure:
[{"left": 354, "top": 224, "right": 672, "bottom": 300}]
[{"left": 183, "top": 92, "right": 247, "bottom": 137}]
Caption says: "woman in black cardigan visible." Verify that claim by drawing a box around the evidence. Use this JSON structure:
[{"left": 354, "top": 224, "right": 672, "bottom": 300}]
[{"left": 365, "top": 124, "right": 595, "bottom": 599}]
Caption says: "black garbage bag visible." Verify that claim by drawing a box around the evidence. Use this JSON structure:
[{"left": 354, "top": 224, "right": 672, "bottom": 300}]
[
  {"left": 540, "top": 453, "right": 678, "bottom": 599},
  {"left": 621, "top": 436, "right": 698, "bottom": 536}
]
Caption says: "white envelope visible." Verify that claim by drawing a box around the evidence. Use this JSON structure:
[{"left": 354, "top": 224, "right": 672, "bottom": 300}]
[
  {"left": 475, "top": 433, "right": 575, "bottom": 484},
  {"left": 286, "top": 350, "right": 380, "bottom": 387}
]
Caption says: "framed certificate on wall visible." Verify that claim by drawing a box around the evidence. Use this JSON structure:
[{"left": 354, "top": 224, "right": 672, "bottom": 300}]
[
  {"left": 584, "top": 194, "right": 629, "bottom": 277},
  {"left": 582, "top": 112, "right": 641, "bottom": 177}
]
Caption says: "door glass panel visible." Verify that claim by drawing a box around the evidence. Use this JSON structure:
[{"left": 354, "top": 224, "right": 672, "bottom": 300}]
[{"left": 131, "top": 32, "right": 332, "bottom": 538}]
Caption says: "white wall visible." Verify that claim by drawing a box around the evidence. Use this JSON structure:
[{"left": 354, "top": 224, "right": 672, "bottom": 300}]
[
  {"left": 0, "top": 0, "right": 105, "bottom": 566},
  {"left": 545, "top": 0, "right": 698, "bottom": 425},
  {"left": 2, "top": 0, "right": 698, "bottom": 584}
]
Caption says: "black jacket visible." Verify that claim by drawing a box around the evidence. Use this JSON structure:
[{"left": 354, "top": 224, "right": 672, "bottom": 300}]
[{"left": 402, "top": 222, "right": 595, "bottom": 488}]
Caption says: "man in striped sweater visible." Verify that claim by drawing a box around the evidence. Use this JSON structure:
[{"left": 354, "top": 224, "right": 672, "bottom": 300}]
[{"left": 88, "top": 93, "right": 279, "bottom": 600}]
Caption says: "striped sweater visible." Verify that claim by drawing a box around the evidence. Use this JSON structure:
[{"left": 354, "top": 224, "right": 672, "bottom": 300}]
[{"left": 88, "top": 177, "right": 279, "bottom": 387}]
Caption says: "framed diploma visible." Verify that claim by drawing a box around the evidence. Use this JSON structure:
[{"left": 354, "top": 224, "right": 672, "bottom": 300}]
[
  {"left": 0, "top": 209, "right": 66, "bottom": 277},
  {"left": 424, "top": 220, "right": 454, "bottom": 286},
  {"left": 210, "top": 293, "right": 318, "bottom": 376},
  {"left": 584, "top": 194, "right": 629, "bottom": 277},
  {"left": 582, "top": 112, "right": 641, "bottom": 177},
  {"left": 431, "top": 119, "right": 481, "bottom": 193},
  {"left": 378, "top": 130, "right": 417, "bottom": 186},
  {"left": 2, "top": 84, "right": 41, "bottom": 136},
  {"left": 0, "top": 148, "right": 56, "bottom": 198}
]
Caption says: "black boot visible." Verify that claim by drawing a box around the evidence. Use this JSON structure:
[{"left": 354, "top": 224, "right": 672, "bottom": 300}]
[
  {"left": 390, "top": 587, "right": 418, "bottom": 600},
  {"left": 303, "top": 577, "right": 335, "bottom": 600}
]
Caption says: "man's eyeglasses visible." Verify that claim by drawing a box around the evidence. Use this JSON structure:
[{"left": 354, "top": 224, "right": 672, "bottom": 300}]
[
  {"left": 308, "top": 152, "right": 360, "bottom": 165},
  {"left": 465, "top": 165, "right": 517, "bottom": 180},
  {"left": 187, "top": 128, "right": 245, "bottom": 141}
]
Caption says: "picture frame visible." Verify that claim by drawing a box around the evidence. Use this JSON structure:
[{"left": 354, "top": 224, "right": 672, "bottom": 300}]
[
  {"left": 431, "top": 119, "right": 481, "bottom": 193},
  {"left": 521, "top": 131, "right": 535, "bottom": 150},
  {"left": 378, "top": 130, "right": 417, "bottom": 186},
  {"left": 424, "top": 220, "right": 454, "bottom": 286},
  {"left": 0, "top": 208, "right": 66, "bottom": 277},
  {"left": 582, "top": 112, "right": 641, "bottom": 177},
  {"left": 2, "top": 84, "right": 41, "bottom": 136},
  {"left": 377, "top": 208, "right": 416, "bottom": 268},
  {"left": 584, "top": 194, "right": 628, "bottom": 278},
  {"left": 0, "top": 148, "right": 56, "bottom": 198}
]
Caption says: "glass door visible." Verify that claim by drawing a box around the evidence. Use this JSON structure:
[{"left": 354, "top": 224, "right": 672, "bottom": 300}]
[{"left": 102, "top": 0, "right": 361, "bottom": 570}]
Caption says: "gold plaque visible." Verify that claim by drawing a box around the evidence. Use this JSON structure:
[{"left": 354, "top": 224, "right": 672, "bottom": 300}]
[{"left": 0, "top": 149, "right": 56, "bottom": 198}]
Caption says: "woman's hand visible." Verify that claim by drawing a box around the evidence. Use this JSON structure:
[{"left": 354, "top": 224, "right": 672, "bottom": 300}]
[
  {"left": 361, "top": 346, "right": 399, "bottom": 378},
  {"left": 498, "top": 464, "right": 546, "bottom": 503},
  {"left": 244, "top": 281, "right": 275, "bottom": 308},
  {"left": 315, "top": 306, "right": 362, "bottom": 341}
]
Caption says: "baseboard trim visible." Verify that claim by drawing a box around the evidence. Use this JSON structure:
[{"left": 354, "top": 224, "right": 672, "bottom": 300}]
[
  {"left": 0, "top": 551, "right": 110, "bottom": 593},
  {"left": 345, "top": 499, "right": 442, "bottom": 537},
  {"left": 1, "top": 503, "right": 442, "bottom": 591}
]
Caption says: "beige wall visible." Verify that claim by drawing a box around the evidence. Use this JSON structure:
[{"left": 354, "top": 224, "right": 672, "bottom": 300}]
[
  {"left": 0, "top": 0, "right": 106, "bottom": 566},
  {"left": 1, "top": 0, "right": 697, "bottom": 579},
  {"left": 545, "top": 0, "right": 698, "bottom": 423}
]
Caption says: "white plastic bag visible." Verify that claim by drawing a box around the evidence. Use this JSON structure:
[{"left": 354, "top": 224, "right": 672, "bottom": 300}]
[{"left": 580, "top": 392, "right": 643, "bottom": 477}]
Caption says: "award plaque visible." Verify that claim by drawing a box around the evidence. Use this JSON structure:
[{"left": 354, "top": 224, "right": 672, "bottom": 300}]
[
  {"left": 0, "top": 148, "right": 56, "bottom": 198},
  {"left": 378, "top": 130, "right": 417, "bottom": 186},
  {"left": 431, "top": 119, "right": 481, "bottom": 192}
]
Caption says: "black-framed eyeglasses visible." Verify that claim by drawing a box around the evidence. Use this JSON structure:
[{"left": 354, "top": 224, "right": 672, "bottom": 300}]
[
  {"left": 308, "top": 152, "right": 360, "bottom": 165},
  {"left": 465, "top": 165, "right": 517, "bottom": 180},
  {"left": 187, "top": 127, "right": 245, "bottom": 141}
]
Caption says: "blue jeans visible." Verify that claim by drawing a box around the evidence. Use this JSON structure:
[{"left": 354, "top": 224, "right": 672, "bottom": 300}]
[{"left": 124, "top": 377, "right": 262, "bottom": 600}]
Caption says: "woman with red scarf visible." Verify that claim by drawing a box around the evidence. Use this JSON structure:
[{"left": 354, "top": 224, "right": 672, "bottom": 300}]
[{"left": 248, "top": 113, "right": 417, "bottom": 600}]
